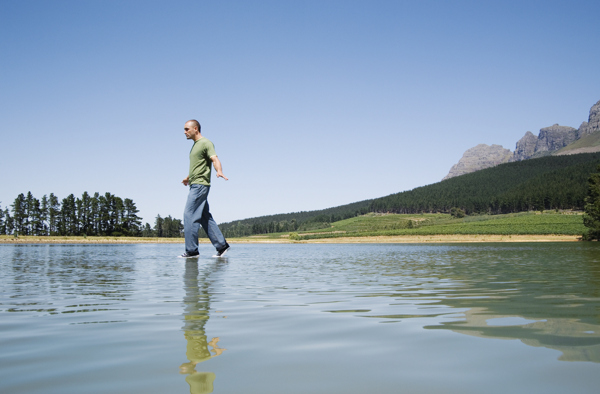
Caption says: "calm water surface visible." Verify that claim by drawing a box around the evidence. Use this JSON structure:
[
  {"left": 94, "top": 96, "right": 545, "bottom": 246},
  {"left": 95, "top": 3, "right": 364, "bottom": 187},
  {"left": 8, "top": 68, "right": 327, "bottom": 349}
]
[{"left": 1, "top": 243, "right": 599, "bottom": 393}]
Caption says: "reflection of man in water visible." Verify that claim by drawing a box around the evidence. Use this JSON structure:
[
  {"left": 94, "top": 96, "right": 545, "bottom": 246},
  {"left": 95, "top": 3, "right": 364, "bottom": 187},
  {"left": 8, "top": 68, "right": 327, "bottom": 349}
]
[{"left": 179, "top": 260, "right": 226, "bottom": 394}]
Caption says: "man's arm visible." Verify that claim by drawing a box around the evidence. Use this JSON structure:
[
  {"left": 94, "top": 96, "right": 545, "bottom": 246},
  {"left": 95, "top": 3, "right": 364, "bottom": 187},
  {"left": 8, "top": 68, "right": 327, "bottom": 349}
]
[
  {"left": 182, "top": 176, "right": 189, "bottom": 186},
  {"left": 211, "top": 156, "right": 229, "bottom": 181}
]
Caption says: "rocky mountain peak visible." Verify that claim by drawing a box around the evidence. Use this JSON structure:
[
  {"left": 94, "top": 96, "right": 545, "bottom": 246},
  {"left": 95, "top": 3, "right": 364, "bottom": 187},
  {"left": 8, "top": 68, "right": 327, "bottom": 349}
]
[
  {"left": 443, "top": 99, "right": 600, "bottom": 180},
  {"left": 509, "top": 131, "right": 537, "bottom": 162},
  {"left": 534, "top": 124, "right": 578, "bottom": 154},
  {"left": 443, "top": 144, "right": 512, "bottom": 181},
  {"left": 578, "top": 99, "right": 600, "bottom": 138}
]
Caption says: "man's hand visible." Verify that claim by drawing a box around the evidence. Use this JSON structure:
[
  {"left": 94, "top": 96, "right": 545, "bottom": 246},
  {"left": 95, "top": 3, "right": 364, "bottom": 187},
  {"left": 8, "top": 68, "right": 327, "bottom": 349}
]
[
  {"left": 211, "top": 156, "right": 229, "bottom": 181},
  {"left": 182, "top": 176, "right": 189, "bottom": 186}
]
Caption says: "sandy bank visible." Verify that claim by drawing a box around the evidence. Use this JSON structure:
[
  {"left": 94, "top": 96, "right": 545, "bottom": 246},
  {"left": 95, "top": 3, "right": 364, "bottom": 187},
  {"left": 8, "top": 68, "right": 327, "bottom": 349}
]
[
  {"left": 0, "top": 234, "right": 580, "bottom": 244},
  {"left": 0, "top": 236, "right": 185, "bottom": 244}
]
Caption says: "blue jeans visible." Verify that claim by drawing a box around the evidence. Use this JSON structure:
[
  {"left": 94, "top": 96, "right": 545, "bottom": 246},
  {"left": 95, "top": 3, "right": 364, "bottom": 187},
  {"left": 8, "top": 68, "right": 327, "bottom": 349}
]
[{"left": 184, "top": 184, "right": 227, "bottom": 253}]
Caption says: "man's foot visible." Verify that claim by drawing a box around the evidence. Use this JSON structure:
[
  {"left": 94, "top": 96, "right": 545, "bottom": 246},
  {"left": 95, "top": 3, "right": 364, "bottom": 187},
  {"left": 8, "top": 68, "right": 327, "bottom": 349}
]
[
  {"left": 178, "top": 251, "right": 199, "bottom": 258},
  {"left": 216, "top": 243, "right": 230, "bottom": 257}
]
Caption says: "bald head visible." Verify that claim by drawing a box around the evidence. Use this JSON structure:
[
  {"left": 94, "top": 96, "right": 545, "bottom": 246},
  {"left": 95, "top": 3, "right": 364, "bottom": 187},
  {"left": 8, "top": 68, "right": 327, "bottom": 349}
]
[
  {"left": 184, "top": 119, "right": 202, "bottom": 141},
  {"left": 187, "top": 119, "right": 201, "bottom": 132}
]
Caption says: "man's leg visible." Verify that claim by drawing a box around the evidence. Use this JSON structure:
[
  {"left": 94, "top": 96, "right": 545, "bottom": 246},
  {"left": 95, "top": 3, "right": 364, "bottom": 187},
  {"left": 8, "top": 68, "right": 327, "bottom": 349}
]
[
  {"left": 199, "top": 200, "right": 228, "bottom": 251},
  {"left": 183, "top": 184, "right": 209, "bottom": 254}
]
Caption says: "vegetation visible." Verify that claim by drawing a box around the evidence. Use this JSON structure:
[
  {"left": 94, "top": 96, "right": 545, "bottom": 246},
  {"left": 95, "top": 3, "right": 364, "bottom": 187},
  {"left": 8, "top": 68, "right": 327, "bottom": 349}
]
[
  {"left": 219, "top": 200, "right": 372, "bottom": 238},
  {"left": 4, "top": 153, "right": 598, "bottom": 241},
  {"left": 583, "top": 165, "right": 600, "bottom": 240},
  {"left": 369, "top": 153, "right": 600, "bottom": 214},
  {"left": 0, "top": 192, "right": 183, "bottom": 238},
  {"left": 557, "top": 132, "right": 600, "bottom": 154},
  {"left": 220, "top": 153, "right": 600, "bottom": 237},
  {"left": 239, "top": 211, "right": 584, "bottom": 241}
]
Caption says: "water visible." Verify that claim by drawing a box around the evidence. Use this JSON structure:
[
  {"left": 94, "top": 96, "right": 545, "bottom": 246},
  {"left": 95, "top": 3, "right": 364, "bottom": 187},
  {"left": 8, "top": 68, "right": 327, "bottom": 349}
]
[{"left": 1, "top": 243, "right": 599, "bottom": 394}]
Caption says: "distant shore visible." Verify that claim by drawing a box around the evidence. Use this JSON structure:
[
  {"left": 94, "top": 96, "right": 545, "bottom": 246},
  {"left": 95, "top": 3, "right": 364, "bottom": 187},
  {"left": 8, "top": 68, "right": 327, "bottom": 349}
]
[{"left": 0, "top": 234, "right": 580, "bottom": 244}]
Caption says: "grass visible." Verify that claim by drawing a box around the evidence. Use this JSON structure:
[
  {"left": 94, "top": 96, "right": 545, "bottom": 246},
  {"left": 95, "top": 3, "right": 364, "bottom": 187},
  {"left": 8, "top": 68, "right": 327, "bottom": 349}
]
[
  {"left": 558, "top": 131, "right": 600, "bottom": 153},
  {"left": 279, "top": 211, "right": 586, "bottom": 240},
  {"left": 0, "top": 211, "right": 586, "bottom": 244}
]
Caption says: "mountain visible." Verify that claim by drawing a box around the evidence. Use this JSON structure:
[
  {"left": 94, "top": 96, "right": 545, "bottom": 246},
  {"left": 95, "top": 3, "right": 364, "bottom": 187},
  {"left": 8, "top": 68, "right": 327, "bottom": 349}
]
[
  {"left": 531, "top": 124, "right": 578, "bottom": 157},
  {"left": 442, "top": 144, "right": 512, "bottom": 180},
  {"left": 510, "top": 131, "right": 537, "bottom": 162},
  {"left": 578, "top": 99, "right": 600, "bottom": 138},
  {"left": 443, "top": 99, "right": 600, "bottom": 180}
]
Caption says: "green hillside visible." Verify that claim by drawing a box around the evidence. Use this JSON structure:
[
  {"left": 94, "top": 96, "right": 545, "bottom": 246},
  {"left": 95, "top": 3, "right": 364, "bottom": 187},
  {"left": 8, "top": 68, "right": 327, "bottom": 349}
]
[
  {"left": 370, "top": 152, "right": 600, "bottom": 214},
  {"left": 218, "top": 152, "right": 600, "bottom": 238},
  {"left": 556, "top": 131, "right": 600, "bottom": 154},
  {"left": 293, "top": 212, "right": 584, "bottom": 240},
  {"left": 231, "top": 212, "right": 584, "bottom": 241}
]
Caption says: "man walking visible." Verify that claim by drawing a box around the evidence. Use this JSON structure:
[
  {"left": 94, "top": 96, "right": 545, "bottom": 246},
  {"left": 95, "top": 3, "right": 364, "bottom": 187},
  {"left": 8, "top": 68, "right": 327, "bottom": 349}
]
[{"left": 179, "top": 119, "right": 230, "bottom": 258}]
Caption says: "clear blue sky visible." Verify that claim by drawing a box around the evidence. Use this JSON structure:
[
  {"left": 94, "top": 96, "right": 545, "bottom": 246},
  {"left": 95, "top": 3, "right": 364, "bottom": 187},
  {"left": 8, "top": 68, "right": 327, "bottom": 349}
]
[{"left": 1, "top": 0, "right": 599, "bottom": 224}]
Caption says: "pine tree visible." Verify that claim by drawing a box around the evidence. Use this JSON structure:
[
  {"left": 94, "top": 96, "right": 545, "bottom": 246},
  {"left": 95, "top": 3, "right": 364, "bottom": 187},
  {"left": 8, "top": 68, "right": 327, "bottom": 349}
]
[
  {"left": 91, "top": 192, "right": 100, "bottom": 235},
  {"left": 25, "top": 192, "right": 35, "bottom": 235},
  {"left": 111, "top": 195, "right": 124, "bottom": 235},
  {"left": 67, "top": 194, "right": 78, "bottom": 235},
  {"left": 48, "top": 193, "right": 60, "bottom": 235},
  {"left": 98, "top": 193, "right": 110, "bottom": 235},
  {"left": 75, "top": 197, "right": 83, "bottom": 235},
  {"left": 80, "top": 192, "right": 92, "bottom": 235},
  {"left": 123, "top": 198, "right": 142, "bottom": 236},
  {"left": 11, "top": 194, "right": 26, "bottom": 235},
  {"left": 142, "top": 222, "right": 154, "bottom": 237},
  {"left": 30, "top": 197, "right": 43, "bottom": 235},
  {"left": 171, "top": 218, "right": 183, "bottom": 237},
  {"left": 162, "top": 215, "right": 172, "bottom": 237},
  {"left": 4, "top": 209, "right": 14, "bottom": 235},
  {"left": 58, "top": 194, "right": 78, "bottom": 235},
  {"left": 0, "top": 203, "right": 4, "bottom": 235},
  {"left": 583, "top": 165, "right": 600, "bottom": 241},
  {"left": 154, "top": 215, "right": 164, "bottom": 237},
  {"left": 40, "top": 195, "right": 49, "bottom": 235}
]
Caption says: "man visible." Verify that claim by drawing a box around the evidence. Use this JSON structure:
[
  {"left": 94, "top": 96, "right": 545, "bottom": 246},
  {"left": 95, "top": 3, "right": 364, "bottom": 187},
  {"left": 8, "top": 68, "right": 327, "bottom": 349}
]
[{"left": 179, "top": 119, "right": 230, "bottom": 258}]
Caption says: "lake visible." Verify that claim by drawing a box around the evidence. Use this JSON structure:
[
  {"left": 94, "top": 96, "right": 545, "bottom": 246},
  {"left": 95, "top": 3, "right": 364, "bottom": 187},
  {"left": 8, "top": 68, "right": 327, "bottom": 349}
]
[{"left": 1, "top": 242, "right": 599, "bottom": 393}]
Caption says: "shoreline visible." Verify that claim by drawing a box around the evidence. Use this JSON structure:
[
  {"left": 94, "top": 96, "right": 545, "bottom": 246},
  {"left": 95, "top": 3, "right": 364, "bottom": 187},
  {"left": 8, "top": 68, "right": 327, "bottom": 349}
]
[{"left": 0, "top": 234, "right": 581, "bottom": 244}]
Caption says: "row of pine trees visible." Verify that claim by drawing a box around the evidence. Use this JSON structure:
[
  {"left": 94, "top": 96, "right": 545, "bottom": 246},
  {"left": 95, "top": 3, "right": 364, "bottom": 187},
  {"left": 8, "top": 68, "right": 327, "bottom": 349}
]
[{"left": 0, "top": 192, "right": 183, "bottom": 238}]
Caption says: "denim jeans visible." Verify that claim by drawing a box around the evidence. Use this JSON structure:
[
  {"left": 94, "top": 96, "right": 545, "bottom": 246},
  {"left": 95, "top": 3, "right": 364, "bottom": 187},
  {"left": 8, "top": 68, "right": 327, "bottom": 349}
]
[{"left": 184, "top": 184, "right": 227, "bottom": 253}]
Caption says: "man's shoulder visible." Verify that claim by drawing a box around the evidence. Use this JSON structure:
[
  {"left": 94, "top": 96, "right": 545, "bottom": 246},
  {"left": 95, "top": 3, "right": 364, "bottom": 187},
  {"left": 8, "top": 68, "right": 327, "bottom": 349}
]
[
  {"left": 198, "top": 137, "right": 215, "bottom": 148},
  {"left": 192, "top": 137, "right": 213, "bottom": 150}
]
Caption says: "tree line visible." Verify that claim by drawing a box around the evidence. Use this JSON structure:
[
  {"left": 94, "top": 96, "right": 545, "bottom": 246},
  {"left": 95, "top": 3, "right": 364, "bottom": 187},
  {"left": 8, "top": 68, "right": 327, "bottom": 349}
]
[
  {"left": 142, "top": 214, "right": 183, "bottom": 238},
  {"left": 369, "top": 153, "right": 600, "bottom": 215},
  {"left": 0, "top": 192, "right": 183, "bottom": 238},
  {"left": 4, "top": 153, "right": 599, "bottom": 239},
  {"left": 218, "top": 153, "right": 600, "bottom": 237},
  {"left": 218, "top": 200, "right": 371, "bottom": 238},
  {"left": 583, "top": 164, "right": 600, "bottom": 240}
]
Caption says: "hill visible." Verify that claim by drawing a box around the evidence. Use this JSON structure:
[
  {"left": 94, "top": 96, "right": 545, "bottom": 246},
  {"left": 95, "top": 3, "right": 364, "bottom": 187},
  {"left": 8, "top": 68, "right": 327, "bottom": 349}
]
[
  {"left": 218, "top": 152, "right": 600, "bottom": 238},
  {"left": 369, "top": 152, "right": 600, "bottom": 214},
  {"left": 289, "top": 211, "right": 585, "bottom": 240},
  {"left": 218, "top": 199, "right": 372, "bottom": 237},
  {"left": 556, "top": 131, "right": 600, "bottom": 155}
]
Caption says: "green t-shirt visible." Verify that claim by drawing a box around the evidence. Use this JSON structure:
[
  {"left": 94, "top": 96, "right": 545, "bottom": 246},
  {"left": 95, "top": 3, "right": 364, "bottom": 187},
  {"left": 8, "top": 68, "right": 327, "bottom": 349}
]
[{"left": 189, "top": 137, "right": 217, "bottom": 186}]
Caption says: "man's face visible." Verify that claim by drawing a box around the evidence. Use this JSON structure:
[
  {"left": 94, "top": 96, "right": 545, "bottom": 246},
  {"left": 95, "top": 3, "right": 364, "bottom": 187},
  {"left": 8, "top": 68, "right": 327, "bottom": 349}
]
[{"left": 184, "top": 122, "right": 197, "bottom": 140}]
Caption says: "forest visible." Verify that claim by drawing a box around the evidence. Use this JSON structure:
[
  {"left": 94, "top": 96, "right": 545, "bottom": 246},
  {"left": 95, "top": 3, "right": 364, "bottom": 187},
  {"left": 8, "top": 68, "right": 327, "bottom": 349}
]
[
  {"left": 369, "top": 153, "right": 600, "bottom": 214},
  {"left": 218, "top": 153, "right": 600, "bottom": 237},
  {"left": 0, "top": 192, "right": 183, "bottom": 238},
  {"left": 4, "top": 153, "right": 599, "bottom": 239}
]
